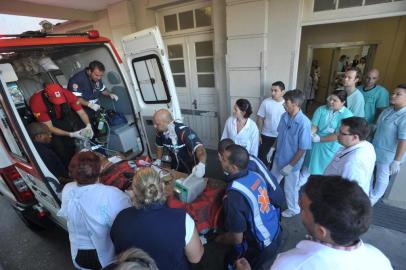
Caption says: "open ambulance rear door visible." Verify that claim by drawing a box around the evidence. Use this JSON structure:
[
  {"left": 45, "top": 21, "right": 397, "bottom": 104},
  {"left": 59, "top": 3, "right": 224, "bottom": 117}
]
[{"left": 121, "top": 26, "right": 182, "bottom": 156}]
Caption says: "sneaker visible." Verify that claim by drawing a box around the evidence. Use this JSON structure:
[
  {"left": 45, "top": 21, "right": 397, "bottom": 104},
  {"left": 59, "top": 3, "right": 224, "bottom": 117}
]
[{"left": 282, "top": 209, "right": 299, "bottom": 218}]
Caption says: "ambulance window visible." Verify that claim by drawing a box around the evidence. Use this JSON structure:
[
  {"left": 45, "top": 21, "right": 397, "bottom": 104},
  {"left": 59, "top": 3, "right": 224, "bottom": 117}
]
[
  {"left": 131, "top": 55, "right": 171, "bottom": 104},
  {"left": 0, "top": 106, "right": 28, "bottom": 162}
]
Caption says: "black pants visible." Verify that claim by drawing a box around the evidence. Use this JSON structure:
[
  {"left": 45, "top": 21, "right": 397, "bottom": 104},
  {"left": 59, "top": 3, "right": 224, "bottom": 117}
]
[
  {"left": 75, "top": 249, "right": 102, "bottom": 270},
  {"left": 249, "top": 230, "right": 283, "bottom": 270},
  {"left": 258, "top": 135, "right": 276, "bottom": 167}
]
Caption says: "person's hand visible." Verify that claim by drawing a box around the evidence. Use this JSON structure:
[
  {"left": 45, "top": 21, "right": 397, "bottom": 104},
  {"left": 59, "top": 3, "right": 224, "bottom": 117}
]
[
  {"left": 69, "top": 130, "right": 86, "bottom": 140},
  {"left": 109, "top": 93, "right": 119, "bottom": 101},
  {"left": 281, "top": 164, "right": 293, "bottom": 176},
  {"left": 266, "top": 147, "right": 275, "bottom": 163},
  {"left": 80, "top": 123, "right": 94, "bottom": 139},
  {"left": 312, "top": 133, "right": 321, "bottom": 143},
  {"left": 192, "top": 162, "right": 205, "bottom": 178},
  {"left": 390, "top": 160, "right": 401, "bottom": 175},
  {"left": 235, "top": 258, "right": 251, "bottom": 270},
  {"left": 88, "top": 102, "right": 100, "bottom": 112},
  {"left": 152, "top": 159, "right": 161, "bottom": 167}
]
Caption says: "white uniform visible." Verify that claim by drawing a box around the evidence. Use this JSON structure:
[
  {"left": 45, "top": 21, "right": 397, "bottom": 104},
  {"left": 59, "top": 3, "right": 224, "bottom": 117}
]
[
  {"left": 271, "top": 240, "right": 393, "bottom": 270},
  {"left": 257, "top": 98, "right": 285, "bottom": 137},
  {"left": 58, "top": 182, "right": 132, "bottom": 269},
  {"left": 324, "top": 141, "right": 376, "bottom": 195},
  {"left": 221, "top": 116, "right": 259, "bottom": 156}
]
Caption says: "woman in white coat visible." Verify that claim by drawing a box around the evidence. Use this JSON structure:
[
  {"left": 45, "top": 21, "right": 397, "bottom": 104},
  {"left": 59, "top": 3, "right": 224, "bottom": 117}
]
[
  {"left": 221, "top": 99, "right": 259, "bottom": 156},
  {"left": 58, "top": 151, "right": 131, "bottom": 269}
]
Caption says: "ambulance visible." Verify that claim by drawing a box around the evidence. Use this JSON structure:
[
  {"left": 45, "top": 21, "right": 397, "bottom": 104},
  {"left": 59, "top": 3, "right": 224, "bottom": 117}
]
[{"left": 0, "top": 27, "right": 181, "bottom": 229}]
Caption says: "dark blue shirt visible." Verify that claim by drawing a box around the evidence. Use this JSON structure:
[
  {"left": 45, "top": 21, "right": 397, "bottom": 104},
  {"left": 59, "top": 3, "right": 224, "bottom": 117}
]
[
  {"left": 68, "top": 69, "right": 106, "bottom": 102},
  {"left": 34, "top": 141, "right": 68, "bottom": 178}
]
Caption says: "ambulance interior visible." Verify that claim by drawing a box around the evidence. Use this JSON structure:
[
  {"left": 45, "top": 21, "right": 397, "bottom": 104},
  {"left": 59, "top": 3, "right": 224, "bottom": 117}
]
[{"left": 0, "top": 43, "right": 147, "bottom": 164}]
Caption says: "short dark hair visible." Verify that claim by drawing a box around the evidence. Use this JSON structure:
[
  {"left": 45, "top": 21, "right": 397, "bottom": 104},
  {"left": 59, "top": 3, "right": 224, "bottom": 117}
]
[
  {"left": 235, "top": 99, "right": 253, "bottom": 118},
  {"left": 397, "top": 83, "right": 406, "bottom": 91},
  {"left": 68, "top": 151, "right": 101, "bottom": 185},
  {"left": 218, "top": 138, "right": 234, "bottom": 155},
  {"left": 283, "top": 89, "right": 305, "bottom": 106},
  {"left": 27, "top": 122, "right": 48, "bottom": 140},
  {"left": 346, "top": 67, "right": 361, "bottom": 80},
  {"left": 301, "top": 175, "right": 371, "bottom": 245},
  {"left": 225, "top": 144, "right": 249, "bottom": 170},
  {"left": 88, "top": 60, "right": 105, "bottom": 72},
  {"left": 331, "top": 89, "right": 347, "bottom": 104},
  {"left": 341, "top": 117, "right": 370, "bottom": 140},
  {"left": 272, "top": 81, "right": 285, "bottom": 91}
]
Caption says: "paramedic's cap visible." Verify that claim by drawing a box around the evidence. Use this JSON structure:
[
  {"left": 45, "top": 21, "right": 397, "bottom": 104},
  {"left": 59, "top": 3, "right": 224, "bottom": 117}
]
[
  {"left": 44, "top": 83, "right": 66, "bottom": 105},
  {"left": 38, "top": 57, "right": 59, "bottom": 71}
]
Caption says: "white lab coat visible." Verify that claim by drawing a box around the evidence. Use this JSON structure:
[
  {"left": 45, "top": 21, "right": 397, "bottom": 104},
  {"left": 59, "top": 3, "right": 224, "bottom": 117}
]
[
  {"left": 221, "top": 116, "right": 259, "bottom": 156},
  {"left": 324, "top": 141, "right": 376, "bottom": 195},
  {"left": 58, "top": 182, "right": 132, "bottom": 269}
]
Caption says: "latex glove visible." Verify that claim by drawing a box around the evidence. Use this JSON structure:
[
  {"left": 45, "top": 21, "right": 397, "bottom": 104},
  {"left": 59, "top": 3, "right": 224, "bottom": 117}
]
[
  {"left": 312, "top": 133, "right": 321, "bottom": 143},
  {"left": 152, "top": 159, "right": 161, "bottom": 167},
  {"left": 192, "top": 162, "right": 205, "bottom": 178},
  {"left": 280, "top": 164, "right": 293, "bottom": 176},
  {"left": 69, "top": 130, "right": 86, "bottom": 140},
  {"left": 88, "top": 102, "right": 100, "bottom": 112},
  {"left": 266, "top": 147, "right": 275, "bottom": 163},
  {"left": 390, "top": 160, "right": 401, "bottom": 175},
  {"left": 109, "top": 93, "right": 119, "bottom": 101},
  {"left": 80, "top": 123, "right": 94, "bottom": 139}
]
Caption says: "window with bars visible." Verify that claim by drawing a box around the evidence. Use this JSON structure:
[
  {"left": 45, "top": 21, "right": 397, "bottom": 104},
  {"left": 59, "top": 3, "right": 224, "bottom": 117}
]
[
  {"left": 163, "top": 6, "right": 212, "bottom": 33},
  {"left": 313, "top": 0, "right": 402, "bottom": 12}
]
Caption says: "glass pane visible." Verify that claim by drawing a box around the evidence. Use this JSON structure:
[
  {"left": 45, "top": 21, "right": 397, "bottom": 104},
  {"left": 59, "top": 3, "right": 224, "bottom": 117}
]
[
  {"left": 365, "top": 0, "right": 391, "bottom": 4},
  {"left": 169, "top": 60, "right": 185, "bottom": 73},
  {"left": 132, "top": 56, "right": 169, "bottom": 102},
  {"left": 198, "top": 74, "right": 215, "bottom": 87},
  {"left": 173, "top": 75, "right": 186, "bottom": 87},
  {"left": 338, "top": 0, "right": 363, "bottom": 8},
  {"left": 313, "top": 0, "right": 336, "bottom": 11},
  {"left": 195, "top": 41, "right": 213, "bottom": 57},
  {"left": 179, "top": 11, "right": 194, "bottom": 30},
  {"left": 168, "top": 44, "right": 183, "bottom": 59},
  {"left": 195, "top": 6, "right": 212, "bottom": 27},
  {"left": 164, "top": 14, "right": 178, "bottom": 32},
  {"left": 196, "top": 58, "right": 214, "bottom": 72}
]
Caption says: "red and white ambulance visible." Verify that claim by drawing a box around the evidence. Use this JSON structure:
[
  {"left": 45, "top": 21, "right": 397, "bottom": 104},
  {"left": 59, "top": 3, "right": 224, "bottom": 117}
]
[{"left": 0, "top": 27, "right": 181, "bottom": 229}]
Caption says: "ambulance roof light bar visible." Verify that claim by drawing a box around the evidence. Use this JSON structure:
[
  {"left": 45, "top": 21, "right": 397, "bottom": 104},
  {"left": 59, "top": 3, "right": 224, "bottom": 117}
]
[{"left": 0, "top": 30, "right": 100, "bottom": 39}]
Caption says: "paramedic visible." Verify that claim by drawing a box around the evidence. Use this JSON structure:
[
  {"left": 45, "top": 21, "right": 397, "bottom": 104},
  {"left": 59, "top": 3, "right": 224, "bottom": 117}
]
[
  {"left": 152, "top": 109, "right": 207, "bottom": 176},
  {"left": 29, "top": 83, "right": 93, "bottom": 166},
  {"left": 68, "top": 60, "right": 118, "bottom": 118},
  {"left": 216, "top": 144, "right": 281, "bottom": 270}
]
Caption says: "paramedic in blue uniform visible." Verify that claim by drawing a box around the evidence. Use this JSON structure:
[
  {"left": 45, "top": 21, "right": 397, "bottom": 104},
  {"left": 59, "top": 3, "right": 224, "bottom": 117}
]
[
  {"left": 67, "top": 60, "right": 118, "bottom": 119},
  {"left": 152, "top": 109, "right": 207, "bottom": 177},
  {"left": 218, "top": 138, "right": 285, "bottom": 209},
  {"left": 216, "top": 144, "right": 282, "bottom": 270}
]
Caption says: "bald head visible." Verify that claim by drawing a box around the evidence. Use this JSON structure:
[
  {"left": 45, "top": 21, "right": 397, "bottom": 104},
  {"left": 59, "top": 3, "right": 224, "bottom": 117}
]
[
  {"left": 364, "top": 69, "right": 380, "bottom": 89},
  {"left": 153, "top": 109, "right": 173, "bottom": 132}
]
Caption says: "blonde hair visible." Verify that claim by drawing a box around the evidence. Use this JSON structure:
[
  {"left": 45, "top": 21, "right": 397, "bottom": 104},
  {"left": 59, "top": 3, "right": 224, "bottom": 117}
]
[
  {"left": 132, "top": 168, "right": 166, "bottom": 209},
  {"left": 110, "top": 247, "right": 158, "bottom": 270}
]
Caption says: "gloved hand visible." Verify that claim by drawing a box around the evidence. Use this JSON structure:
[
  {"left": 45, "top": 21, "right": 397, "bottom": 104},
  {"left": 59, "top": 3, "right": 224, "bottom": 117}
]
[
  {"left": 109, "top": 93, "right": 119, "bottom": 101},
  {"left": 69, "top": 130, "right": 86, "bottom": 140},
  {"left": 266, "top": 147, "right": 275, "bottom": 163},
  {"left": 280, "top": 164, "right": 293, "bottom": 176},
  {"left": 80, "top": 123, "right": 94, "bottom": 139},
  {"left": 88, "top": 102, "right": 100, "bottom": 112},
  {"left": 312, "top": 133, "right": 321, "bottom": 143},
  {"left": 192, "top": 162, "right": 206, "bottom": 178},
  {"left": 152, "top": 159, "right": 161, "bottom": 167},
  {"left": 390, "top": 160, "right": 401, "bottom": 175}
]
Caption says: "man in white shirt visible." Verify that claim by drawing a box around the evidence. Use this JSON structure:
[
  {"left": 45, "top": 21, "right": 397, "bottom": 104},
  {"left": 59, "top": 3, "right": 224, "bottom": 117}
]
[
  {"left": 235, "top": 175, "right": 393, "bottom": 270},
  {"left": 257, "top": 81, "right": 286, "bottom": 165},
  {"left": 324, "top": 117, "right": 376, "bottom": 195},
  {"left": 342, "top": 67, "right": 365, "bottom": 117}
]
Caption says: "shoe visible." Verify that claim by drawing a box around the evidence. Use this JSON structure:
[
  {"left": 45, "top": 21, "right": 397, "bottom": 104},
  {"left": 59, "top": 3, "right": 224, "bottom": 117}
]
[{"left": 282, "top": 209, "right": 299, "bottom": 218}]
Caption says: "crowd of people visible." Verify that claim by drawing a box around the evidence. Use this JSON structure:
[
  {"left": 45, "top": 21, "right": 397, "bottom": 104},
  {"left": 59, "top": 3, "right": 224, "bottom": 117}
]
[{"left": 26, "top": 60, "right": 405, "bottom": 270}]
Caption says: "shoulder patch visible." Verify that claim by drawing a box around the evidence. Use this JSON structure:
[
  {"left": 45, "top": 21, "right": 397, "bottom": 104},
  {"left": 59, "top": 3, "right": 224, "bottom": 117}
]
[
  {"left": 34, "top": 112, "right": 40, "bottom": 118},
  {"left": 72, "top": 84, "right": 79, "bottom": 91},
  {"left": 188, "top": 133, "right": 196, "bottom": 140}
]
